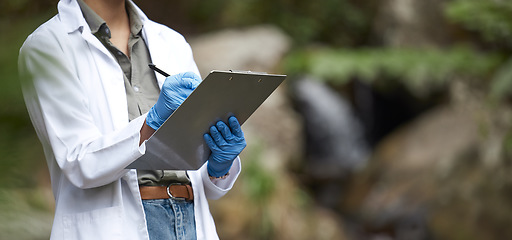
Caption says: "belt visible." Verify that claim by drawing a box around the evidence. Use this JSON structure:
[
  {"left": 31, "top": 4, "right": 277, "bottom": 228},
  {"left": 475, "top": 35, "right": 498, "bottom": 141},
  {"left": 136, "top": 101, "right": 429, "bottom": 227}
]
[{"left": 139, "top": 184, "right": 194, "bottom": 201}]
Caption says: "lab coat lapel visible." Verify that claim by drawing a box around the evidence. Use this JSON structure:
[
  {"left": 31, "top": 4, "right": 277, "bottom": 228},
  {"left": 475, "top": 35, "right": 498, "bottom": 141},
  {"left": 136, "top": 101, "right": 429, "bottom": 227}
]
[
  {"left": 59, "top": 0, "right": 129, "bottom": 129},
  {"left": 82, "top": 31, "right": 118, "bottom": 62},
  {"left": 85, "top": 37, "right": 128, "bottom": 129},
  {"left": 132, "top": 1, "right": 170, "bottom": 89},
  {"left": 142, "top": 24, "right": 168, "bottom": 89},
  {"left": 58, "top": 0, "right": 117, "bottom": 61},
  {"left": 88, "top": 46, "right": 128, "bottom": 129}
]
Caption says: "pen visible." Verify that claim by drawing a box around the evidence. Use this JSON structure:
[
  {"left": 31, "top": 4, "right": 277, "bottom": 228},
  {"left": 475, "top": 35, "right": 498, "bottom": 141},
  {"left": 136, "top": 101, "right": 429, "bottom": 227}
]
[{"left": 148, "top": 63, "right": 170, "bottom": 77}]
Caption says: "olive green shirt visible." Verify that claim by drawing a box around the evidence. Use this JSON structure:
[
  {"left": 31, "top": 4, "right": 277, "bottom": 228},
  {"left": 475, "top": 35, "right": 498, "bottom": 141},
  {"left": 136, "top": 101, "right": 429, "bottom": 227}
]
[{"left": 77, "top": 0, "right": 190, "bottom": 185}]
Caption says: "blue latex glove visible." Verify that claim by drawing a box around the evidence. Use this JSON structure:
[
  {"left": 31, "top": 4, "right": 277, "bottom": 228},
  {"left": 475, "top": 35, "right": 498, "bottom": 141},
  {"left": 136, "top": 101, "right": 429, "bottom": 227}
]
[
  {"left": 204, "top": 116, "right": 247, "bottom": 177},
  {"left": 146, "top": 72, "right": 201, "bottom": 130}
]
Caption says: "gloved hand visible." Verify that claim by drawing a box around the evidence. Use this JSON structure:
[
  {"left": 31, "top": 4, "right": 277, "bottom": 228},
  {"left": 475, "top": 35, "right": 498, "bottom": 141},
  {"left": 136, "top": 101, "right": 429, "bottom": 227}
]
[
  {"left": 146, "top": 72, "right": 201, "bottom": 130},
  {"left": 204, "top": 116, "right": 247, "bottom": 178}
]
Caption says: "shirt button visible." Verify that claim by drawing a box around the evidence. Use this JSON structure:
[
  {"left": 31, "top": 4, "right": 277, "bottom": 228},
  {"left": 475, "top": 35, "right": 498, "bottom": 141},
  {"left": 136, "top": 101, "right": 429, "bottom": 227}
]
[{"left": 133, "top": 86, "right": 140, "bottom": 92}]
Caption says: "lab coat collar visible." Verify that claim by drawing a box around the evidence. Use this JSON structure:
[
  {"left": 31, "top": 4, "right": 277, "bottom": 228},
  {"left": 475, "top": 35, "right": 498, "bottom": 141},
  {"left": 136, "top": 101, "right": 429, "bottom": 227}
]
[
  {"left": 57, "top": 0, "right": 113, "bottom": 60},
  {"left": 57, "top": 0, "right": 87, "bottom": 34},
  {"left": 58, "top": 0, "right": 150, "bottom": 33},
  {"left": 57, "top": 0, "right": 166, "bottom": 86}
]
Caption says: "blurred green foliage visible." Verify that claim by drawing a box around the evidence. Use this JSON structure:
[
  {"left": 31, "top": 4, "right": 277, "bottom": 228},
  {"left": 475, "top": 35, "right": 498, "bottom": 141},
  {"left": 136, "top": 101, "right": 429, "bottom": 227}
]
[
  {"left": 443, "top": 0, "right": 512, "bottom": 101},
  {"left": 241, "top": 142, "right": 276, "bottom": 203},
  {"left": 0, "top": 0, "right": 55, "bottom": 21},
  {"left": 211, "top": 0, "right": 373, "bottom": 46},
  {"left": 0, "top": 7, "right": 56, "bottom": 239},
  {"left": 0, "top": 189, "right": 53, "bottom": 240},
  {"left": 282, "top": 0, "right": 512, "bottom": 103},
  {"left": 445, "top": 0, "right": 512, "bottom": 46},
  {"left": 285, "top": 46, "right": 504, "bottom": 97},
  {"left": 490, "top": 58, "right": 512, "bottom": 100},
  {"left": 158, "top": 0, "right": 375, "bottom": 46},
  {"left": 239, "top": 142, "right": 276, "bottom": 238},
  {"left": 0, "top": 10, "right": 55, "bottom": 188}
]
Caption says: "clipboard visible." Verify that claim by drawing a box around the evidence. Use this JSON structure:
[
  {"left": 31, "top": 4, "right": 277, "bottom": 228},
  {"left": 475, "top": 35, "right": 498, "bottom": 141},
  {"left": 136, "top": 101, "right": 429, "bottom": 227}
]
[{"left": 126, "top": 70, "right": 286, "bottom": 170}]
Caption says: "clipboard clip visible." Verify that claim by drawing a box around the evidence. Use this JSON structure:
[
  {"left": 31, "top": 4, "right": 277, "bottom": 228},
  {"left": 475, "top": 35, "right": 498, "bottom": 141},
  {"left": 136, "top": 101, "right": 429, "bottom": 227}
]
[{"left": 229, "top": 70, "right": 268, "bottom": 75}]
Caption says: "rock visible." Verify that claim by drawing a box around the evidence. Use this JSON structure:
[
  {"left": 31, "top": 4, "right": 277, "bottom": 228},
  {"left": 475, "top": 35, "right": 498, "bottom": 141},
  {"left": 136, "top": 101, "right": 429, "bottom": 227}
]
[
  {"left": 189, "top": 25, "right": 291, "bottom": 76},
  {"left": 342, "top": 81, "right": 512, "bottom": 240},
  {"left": 374, "top": 0, "right": 451, "bottom": 47}
]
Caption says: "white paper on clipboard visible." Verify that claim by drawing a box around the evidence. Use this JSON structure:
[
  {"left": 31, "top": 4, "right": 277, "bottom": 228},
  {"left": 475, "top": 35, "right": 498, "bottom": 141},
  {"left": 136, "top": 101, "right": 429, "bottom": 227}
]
[{"left": 126, "top": 70, "right": 286, "bottom": 170}]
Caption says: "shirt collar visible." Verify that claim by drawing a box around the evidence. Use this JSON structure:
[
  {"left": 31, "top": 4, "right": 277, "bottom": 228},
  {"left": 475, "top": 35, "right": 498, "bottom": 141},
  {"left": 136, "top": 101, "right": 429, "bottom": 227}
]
[
  {"left": 76, "top": 0, "right": 105, "bottom": 35},
  {"left": 126, "top": 1, "right": 143, "bottom": 36}
]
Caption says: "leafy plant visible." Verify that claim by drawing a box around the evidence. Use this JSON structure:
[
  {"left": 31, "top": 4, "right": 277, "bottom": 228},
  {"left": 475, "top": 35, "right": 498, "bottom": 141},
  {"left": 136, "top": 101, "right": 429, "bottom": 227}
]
[
  {"left": 285, "top": 46, "right": 504, "bottom": 97},
  {"left": 445, "top": 0, "right": 512, "bottom": 46}
]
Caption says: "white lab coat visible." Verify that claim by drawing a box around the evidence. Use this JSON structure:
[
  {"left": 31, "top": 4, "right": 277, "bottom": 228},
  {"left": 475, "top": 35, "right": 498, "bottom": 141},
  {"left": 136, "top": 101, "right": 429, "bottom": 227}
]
[{"left": 18, "top": 0, "right": 240, "bottom": 239}]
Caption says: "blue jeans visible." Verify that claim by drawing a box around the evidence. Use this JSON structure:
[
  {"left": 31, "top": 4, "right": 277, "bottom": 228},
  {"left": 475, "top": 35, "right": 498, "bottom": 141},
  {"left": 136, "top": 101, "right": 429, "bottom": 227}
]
[{"left": 142, "top": 198, "right": 197, "bottom": 240}]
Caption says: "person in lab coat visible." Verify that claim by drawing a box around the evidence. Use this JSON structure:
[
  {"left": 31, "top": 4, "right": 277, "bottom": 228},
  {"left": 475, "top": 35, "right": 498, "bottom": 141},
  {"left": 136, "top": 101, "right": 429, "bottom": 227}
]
[{"left": 18, "top": 0, "right": 246, "bottom": 239}]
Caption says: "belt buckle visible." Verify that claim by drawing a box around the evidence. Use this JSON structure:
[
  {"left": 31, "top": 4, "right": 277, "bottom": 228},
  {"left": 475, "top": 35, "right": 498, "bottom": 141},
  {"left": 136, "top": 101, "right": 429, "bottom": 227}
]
[{"left": 166, "top": 183, "right": 186, "bottom": 201}]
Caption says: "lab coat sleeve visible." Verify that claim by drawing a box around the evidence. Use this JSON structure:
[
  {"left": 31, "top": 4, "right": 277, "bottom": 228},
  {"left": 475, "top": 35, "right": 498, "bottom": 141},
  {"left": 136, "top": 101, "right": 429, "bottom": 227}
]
[
  {"left": 19, "top": 29, "right": 144, "bottom": 189},
  {"left": 198, "top": 156, "right": 241, "bottom": 200}
]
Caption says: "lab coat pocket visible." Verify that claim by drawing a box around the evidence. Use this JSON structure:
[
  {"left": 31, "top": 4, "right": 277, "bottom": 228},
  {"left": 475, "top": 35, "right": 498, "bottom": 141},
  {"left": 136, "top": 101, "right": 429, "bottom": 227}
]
[{"left": 62, "top": 205, "right": 123, "bottom": 240}]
